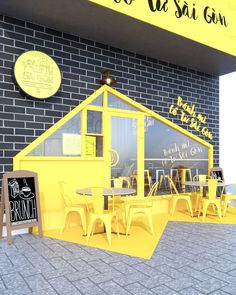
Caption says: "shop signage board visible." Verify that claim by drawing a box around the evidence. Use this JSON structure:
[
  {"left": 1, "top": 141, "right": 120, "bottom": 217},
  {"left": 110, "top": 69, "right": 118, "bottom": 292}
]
[
  {"left": 14, "top": 50, "right": 62, "bottom": 99},
  {"left": 0, "top": 170, "right": 43, "bottom": 244},
  {"left": 89, "top": 0, "right": 236, "bottom": 57}
]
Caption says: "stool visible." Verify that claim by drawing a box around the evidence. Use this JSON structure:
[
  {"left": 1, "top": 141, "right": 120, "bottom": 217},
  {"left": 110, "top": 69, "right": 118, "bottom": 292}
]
[
  {"left": 170, "top": 168, "right": 181, "bottom": 191},
  {"left": 179, "top": 168, "right": 192, "bottom": 192}
]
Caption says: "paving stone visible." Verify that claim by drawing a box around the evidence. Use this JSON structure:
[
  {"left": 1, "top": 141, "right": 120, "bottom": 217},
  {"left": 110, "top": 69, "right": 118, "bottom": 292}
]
[
  {"left": 151, "top": 285, "right": 179, "bottom": 294},
  {"left": 8, "top": 254, "right": 32, "bottom": 267},
  {"left": 164, "top": 277, "right": 199, "bottom": 292},
  {"left": 24, "top": 274, "right": 51, "bottom": 291},
  {"left": 228, "top": 269, "right": 236, "bottom": 277},
  {"left": 202, "top": 268, "right": 235, "bottom": 283},
  {"left": 113, "top": 272, "right": 149, "bottom": 286},
  {"left": 179, "top": 287, "right": 205, "bottom": 294},
  {"left": 221, "top": 283, "right": 236, "bottom": 294},
  {"left": 109, "top": 261, "right": 138, "bottom": 274},
  {"left": 99, "top": 280, "right": 131, "bottom": 295},
  {"left": 0, "top": 289, "right": 32, "bottom": 295},
  {"left": 89, "top": 269, "right": 122, "bottom": 284},
  {"left": 88, "top": 260, "right": 117, "bottom": 273},
  {"left": 0, "top": 278, "right": 6, "bottom": 291},
  {"left": 65, "top": 267, "right": 100, "bottom": 282},
  {"left": 189, "top": 259, "right": 217, "bottom": 271},
  {"left": 31, "top": 287, "right": 58, "bottom": 295},
  {"left": 194, "top": 278, "right": 227, "bottom": 294},
  {"left": 73, "top": 278, "right": 105, "bottom": 295},
  {"left": 48, "top": 276, "right": 80, "bottom": 294},
  {"left": 180, "top": 265, "right": 212, "bottom": 281},
  {"left": 157, "top": 264, "right": 187, "bottom": 279},
  {"left": 210, "top": 290, "right": 232, "bottom": 295},
  {"left": 139, "top": 272, "right": 172, "bottom": 289},
  {"left": 214, "top": 262, "right": 236, "bottom": 273},
  {"left": 125, "top": 282, "right": 154, "bottom": 294},
  {"left": 2, "top": 272, "right": 31, "bottom": 292},
  {"left": 133, "top": 263, "right": 161, "bottom": 276}
]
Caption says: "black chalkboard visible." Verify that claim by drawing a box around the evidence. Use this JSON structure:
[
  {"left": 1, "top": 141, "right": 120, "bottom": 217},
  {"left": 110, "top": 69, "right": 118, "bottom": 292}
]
[
  {"left": 0, "top": 170, "right": 42, "bottom": 244},
  {"left": 7, "top": 177, "right": 38, "bottom": 226}
]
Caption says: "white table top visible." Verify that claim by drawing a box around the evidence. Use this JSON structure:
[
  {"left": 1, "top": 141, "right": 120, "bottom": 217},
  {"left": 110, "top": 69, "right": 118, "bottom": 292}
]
[
  {"left": 183, "top": 181, "right": 226, "bottom": 187},
  {"left": 76, "top": 187, "right": 136, "bottom": 196}
]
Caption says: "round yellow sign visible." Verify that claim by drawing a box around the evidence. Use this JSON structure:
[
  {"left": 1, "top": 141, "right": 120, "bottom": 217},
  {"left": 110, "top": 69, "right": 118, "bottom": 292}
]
[{"left": 14, "top": 50, "right": 61, "bottom": 99}]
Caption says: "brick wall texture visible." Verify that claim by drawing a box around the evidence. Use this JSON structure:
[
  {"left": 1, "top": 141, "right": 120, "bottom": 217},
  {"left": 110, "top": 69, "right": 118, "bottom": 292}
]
[{"left": 0, "top": 15, "right": 219, "bottom": 189}]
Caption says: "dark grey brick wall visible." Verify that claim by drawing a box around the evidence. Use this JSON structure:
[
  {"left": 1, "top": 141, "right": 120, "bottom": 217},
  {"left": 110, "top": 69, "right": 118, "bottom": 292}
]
[{"left": 0, "top": 15, "right": 219, "bottom": 189}]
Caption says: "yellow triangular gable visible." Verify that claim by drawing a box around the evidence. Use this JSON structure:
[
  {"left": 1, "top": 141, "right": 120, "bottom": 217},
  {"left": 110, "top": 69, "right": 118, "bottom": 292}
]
[{"left": 14, "top": 85, "right": 213, "bottom": 168}]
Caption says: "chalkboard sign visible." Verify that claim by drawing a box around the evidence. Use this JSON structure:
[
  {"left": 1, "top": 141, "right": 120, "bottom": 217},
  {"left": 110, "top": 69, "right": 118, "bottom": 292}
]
[
  {"left": 210, "top": 167, "right": 224, "bottom": 181},
  {"left": 0, "top": 170, "right": 42, "bottom": 244}
]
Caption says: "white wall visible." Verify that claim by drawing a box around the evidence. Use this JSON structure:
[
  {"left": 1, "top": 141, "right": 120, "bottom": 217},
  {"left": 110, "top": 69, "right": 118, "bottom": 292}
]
[{"left": 220, "top": 72, "right": 236, "bottom": 183}]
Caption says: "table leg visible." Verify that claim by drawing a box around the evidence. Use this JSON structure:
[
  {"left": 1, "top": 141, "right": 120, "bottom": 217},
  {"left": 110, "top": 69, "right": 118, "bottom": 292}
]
[{"left": 104, "top": 196, "right": 108, "bottom": 210}]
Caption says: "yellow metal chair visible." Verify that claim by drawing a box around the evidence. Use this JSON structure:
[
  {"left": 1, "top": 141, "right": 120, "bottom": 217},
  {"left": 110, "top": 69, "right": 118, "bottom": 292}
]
[
  {"left": 125, "top": 182, "right": 159, "bottom": 236},
  {"left": 58, "top": 181, "right": 88, "bottom": 235},
  {"left": 86, "top": 187, "right": 119, "bottom": 246},
  {"left": 198, "top": 179, "right": 222, "bottom": 222},
  {"left": 165, "top": 176, "right": 193, "bottom": 217},
  {"left": 193, "top": 174, "right": 210, "bottom": 212},
  {"left": 130, "top": 169, "right": 151, "bottom": 190},
  {"left": 221, "top": 184, "right": 236, "bottom": 217},
  {"left": 111, "top": 177, "right": 130, "bottom": 227},
  {"left": 112, "top": 177, "right": 130, "bottom": 188}
]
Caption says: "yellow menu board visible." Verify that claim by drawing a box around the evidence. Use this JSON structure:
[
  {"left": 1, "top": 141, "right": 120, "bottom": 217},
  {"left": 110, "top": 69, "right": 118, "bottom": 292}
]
[
  {"left": 85, "top": 136, "right": 96, "bottom": 157},
  {"left": 89, "top": 0, "right": 236, "bottom": 56}
]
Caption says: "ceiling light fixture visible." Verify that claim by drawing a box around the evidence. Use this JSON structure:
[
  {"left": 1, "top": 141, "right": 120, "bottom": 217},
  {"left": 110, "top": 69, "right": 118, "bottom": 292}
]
[{"left": 100, "top": 69, "right": 116, "bottom": 86}]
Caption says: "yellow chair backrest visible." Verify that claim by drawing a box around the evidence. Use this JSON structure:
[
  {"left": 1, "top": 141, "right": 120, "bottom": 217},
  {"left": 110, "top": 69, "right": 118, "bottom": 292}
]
[
  {"left": 193, "top": 174, "right": 209, "bottom": 194},
  {"left": 113, "top": 178, "right": 129, "bottom": 188},
  {"left": 207, "top": 179, "right": 218, "bottom": 200},
  {"left": 165, "top": 176, "right": 179, "bottom": 194},
  {"left": 90, "top": 187, "right": 115, "bottom": 214},
  {"left": 148, "top": 182, "right": 159, "bottom": 196},
  {"left": 58, "top": 181, "right": 73, "bottom": 207}
]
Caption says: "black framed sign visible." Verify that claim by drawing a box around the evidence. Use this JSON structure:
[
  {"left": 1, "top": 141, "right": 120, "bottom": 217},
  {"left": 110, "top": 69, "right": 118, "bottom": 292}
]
[
  {"left": 0, "top": 170, "right": 43, "bottom": 244},
  {"left": 210, "top": 167, "right": 224, "bottom": 181}
]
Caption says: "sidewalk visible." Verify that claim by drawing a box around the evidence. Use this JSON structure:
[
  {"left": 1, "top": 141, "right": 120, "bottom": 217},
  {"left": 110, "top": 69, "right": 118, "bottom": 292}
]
[{"left": 0, "top": 221, "right": 236, "bottom": 294}]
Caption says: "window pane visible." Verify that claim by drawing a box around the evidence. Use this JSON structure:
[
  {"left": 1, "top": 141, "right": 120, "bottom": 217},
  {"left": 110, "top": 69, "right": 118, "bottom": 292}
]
[
  {"left": 90, "top": 94, "right": 103, "bottom": 106},
  {"left": 144, "top": 116, "right": 209, "bottom": 192},
  {"left": 87, "top": 111, "right": 102, "bottom": 134},
  {"left": 28, "top": 113, "right": 81, "bottom": 156},
  {"left": 108, "top": 93, "right": 138, "bottom": 111}
]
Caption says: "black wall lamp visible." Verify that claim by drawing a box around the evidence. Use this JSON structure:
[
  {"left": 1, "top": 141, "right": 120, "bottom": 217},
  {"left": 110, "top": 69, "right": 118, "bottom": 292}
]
[{"left": 100, "top": 69, "right": 116, "bottom": 86}]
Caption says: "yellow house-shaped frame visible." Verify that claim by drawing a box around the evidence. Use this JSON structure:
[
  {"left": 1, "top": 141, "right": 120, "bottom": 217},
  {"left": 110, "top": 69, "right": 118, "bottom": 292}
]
[{"left": 13, "top": 85, "right": 213, "bottom": 232}]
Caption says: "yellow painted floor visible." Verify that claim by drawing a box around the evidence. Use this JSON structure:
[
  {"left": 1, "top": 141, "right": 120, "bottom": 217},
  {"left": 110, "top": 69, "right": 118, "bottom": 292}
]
[
  {"left": 41, "top": 206, "right": 236, "bottom": 260},
  {"left": 42, "top": 213, "right": 169, "bottom": 260}
]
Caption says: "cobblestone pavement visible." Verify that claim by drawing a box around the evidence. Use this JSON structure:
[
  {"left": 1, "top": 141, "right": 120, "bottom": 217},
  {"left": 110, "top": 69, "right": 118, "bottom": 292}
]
[{"left": 0, "top": 221, "right": 236, "bottom": 295}]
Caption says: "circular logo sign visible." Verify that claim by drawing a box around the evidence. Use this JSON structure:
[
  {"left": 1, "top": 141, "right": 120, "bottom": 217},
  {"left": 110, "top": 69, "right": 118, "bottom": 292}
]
[{"left": 14, "top": 50, "right": 61, "bottom": 99}]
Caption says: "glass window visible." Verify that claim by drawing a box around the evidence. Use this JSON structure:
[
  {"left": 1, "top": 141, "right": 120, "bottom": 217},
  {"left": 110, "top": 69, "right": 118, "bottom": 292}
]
[
  {"left": 108, "top": 93, "right": 139, "bottom": 112},
  {"left": 90, "top": 94, "right": 103, "bottom": 106},
  {"left": 28, "top": 113, "right": 81, "bottom": 156},
  {"left": 144, "top": 116, "right": 209, "bottom": 192},
  {"left": 87, "top": 111, "right": 102, "bottom": 134}
]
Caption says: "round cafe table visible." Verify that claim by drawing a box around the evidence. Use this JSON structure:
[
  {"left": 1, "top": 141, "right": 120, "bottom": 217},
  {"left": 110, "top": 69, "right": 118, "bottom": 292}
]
[
  {"left": 76, "top": 187, "right": 136, "bottom": 209},
  {"left": 183, "top": 181, "right": 227, "bottom": 197}
]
